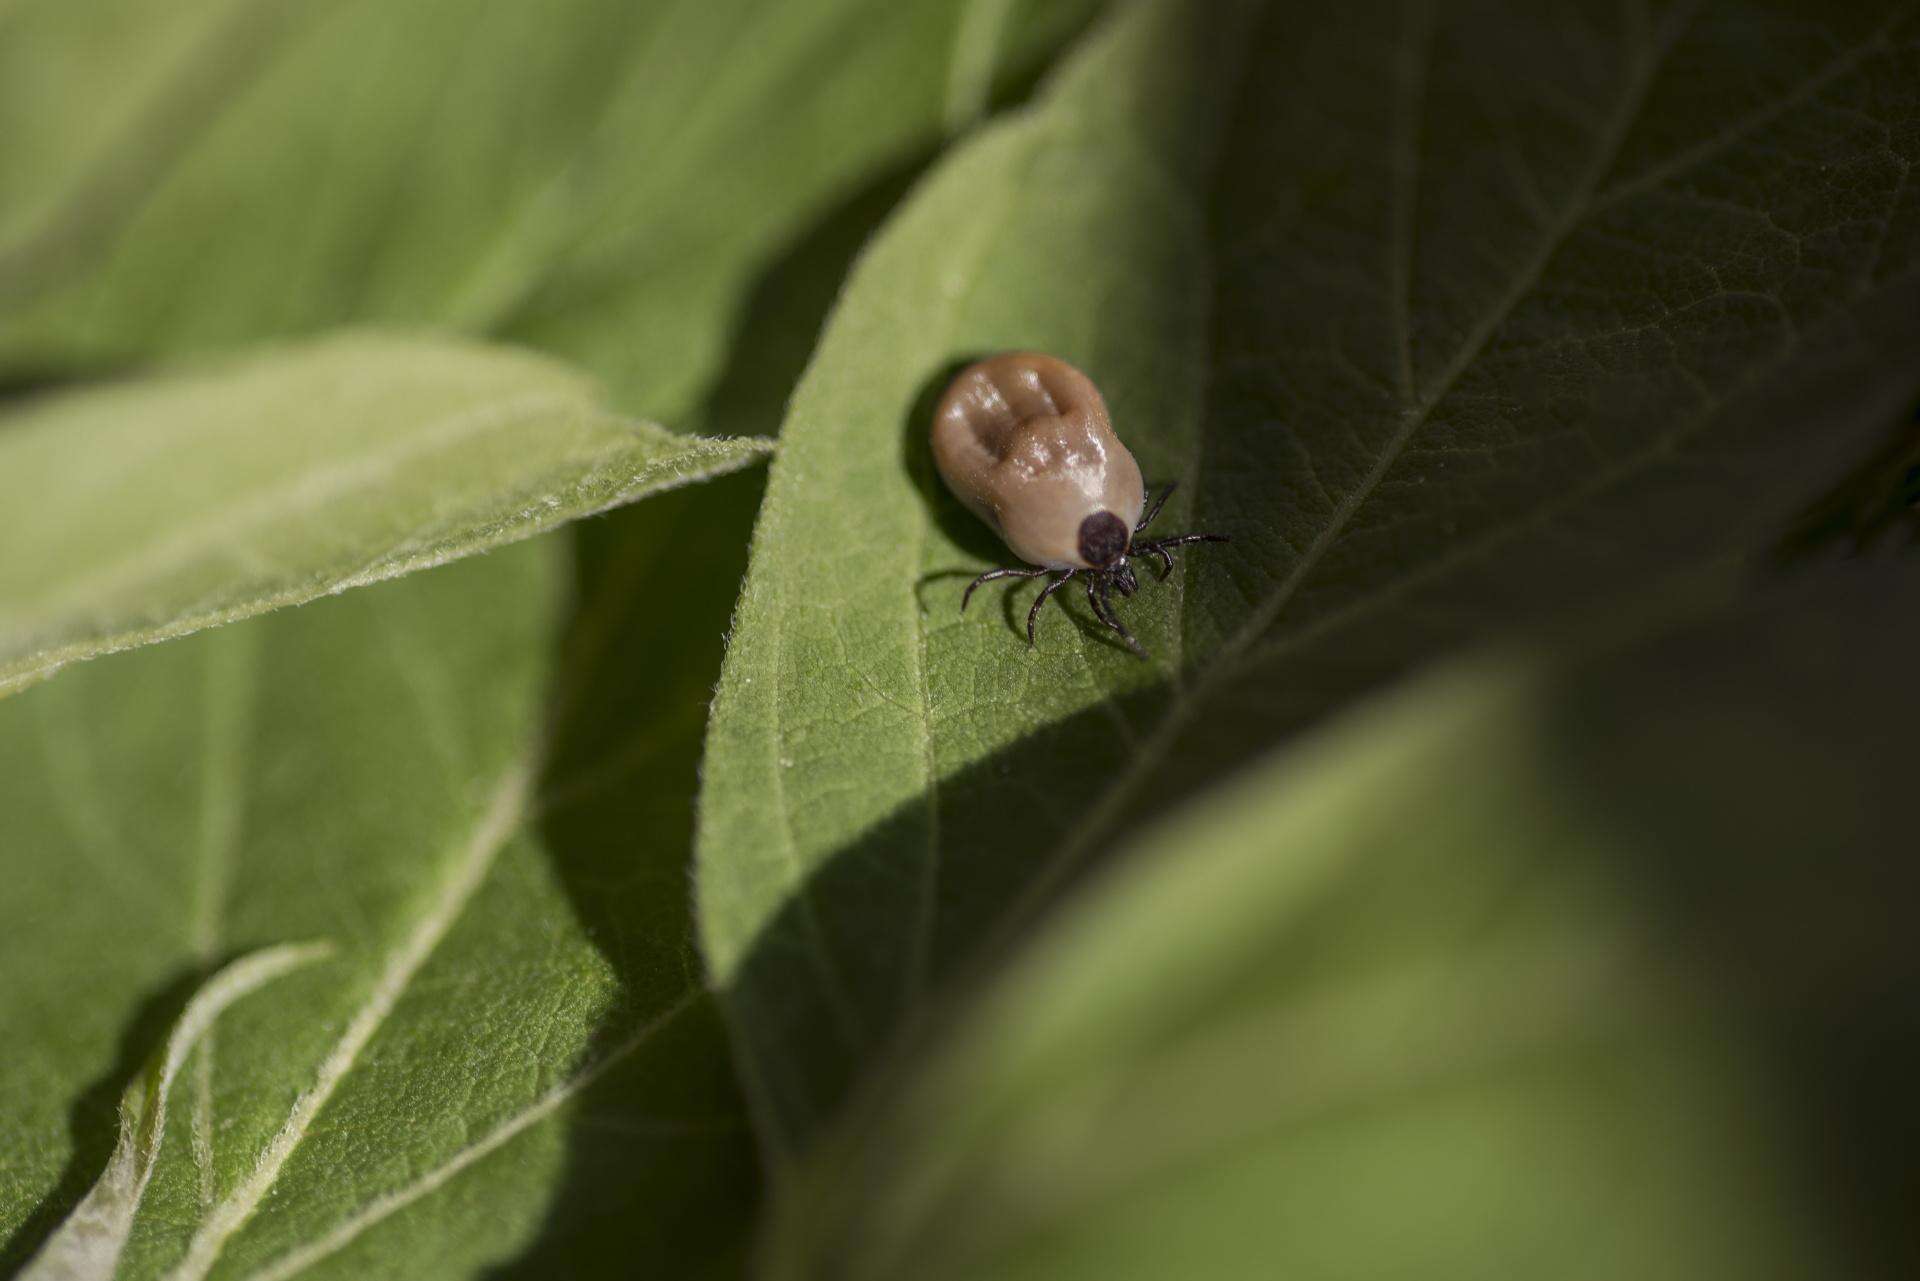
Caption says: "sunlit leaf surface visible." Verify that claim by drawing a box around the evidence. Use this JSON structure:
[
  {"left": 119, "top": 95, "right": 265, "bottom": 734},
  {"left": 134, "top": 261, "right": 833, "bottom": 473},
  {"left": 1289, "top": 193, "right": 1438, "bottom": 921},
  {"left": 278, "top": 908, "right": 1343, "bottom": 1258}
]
[
  {"left": 0, "top": 469, "right": 770, "bottom": 1278},
  {"left": 0, "top": 333, "right": 769, "bottom": 694}
]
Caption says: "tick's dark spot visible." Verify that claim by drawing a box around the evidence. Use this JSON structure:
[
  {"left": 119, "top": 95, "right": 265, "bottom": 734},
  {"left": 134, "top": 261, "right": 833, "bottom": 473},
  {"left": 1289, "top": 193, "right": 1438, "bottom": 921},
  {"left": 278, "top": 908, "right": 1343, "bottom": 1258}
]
[
  {"left": 959, "top": 481, "right": 1229, "bottom": 661},
  {"left": 1077, "top": 510, "right": 1129, "bottom": 566}
]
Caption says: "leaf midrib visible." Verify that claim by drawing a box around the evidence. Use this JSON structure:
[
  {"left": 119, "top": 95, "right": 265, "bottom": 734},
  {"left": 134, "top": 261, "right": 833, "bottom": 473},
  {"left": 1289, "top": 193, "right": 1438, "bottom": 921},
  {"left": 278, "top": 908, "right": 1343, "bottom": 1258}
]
[
  {"left": 0, "top": 427, "right": 770, "bottom": 697},
  {"left": 160, "top": 759, "right": 536, "bottom": 1281},
  {"left": 231, "top": 991, "right": 704, "bottom": 1281}
]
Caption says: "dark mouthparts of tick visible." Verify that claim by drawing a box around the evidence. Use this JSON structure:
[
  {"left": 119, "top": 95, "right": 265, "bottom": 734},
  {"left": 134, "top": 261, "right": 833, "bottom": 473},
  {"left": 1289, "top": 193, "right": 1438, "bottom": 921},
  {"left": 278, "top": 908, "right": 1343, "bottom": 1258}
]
[{"left": 961, "top": 481, "right": 1229, "bottom": 659}]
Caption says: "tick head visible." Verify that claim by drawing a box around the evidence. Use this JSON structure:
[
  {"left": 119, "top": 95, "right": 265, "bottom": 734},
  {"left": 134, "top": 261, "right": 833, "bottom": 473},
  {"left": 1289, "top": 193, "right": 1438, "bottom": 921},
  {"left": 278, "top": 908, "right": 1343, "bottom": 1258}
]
[
  {"left": 1077, "top": 509, "right": 1130, "bottom": 569},
  {"left": 1112, "top": 559, "right": 1138, "bottom": 597}
]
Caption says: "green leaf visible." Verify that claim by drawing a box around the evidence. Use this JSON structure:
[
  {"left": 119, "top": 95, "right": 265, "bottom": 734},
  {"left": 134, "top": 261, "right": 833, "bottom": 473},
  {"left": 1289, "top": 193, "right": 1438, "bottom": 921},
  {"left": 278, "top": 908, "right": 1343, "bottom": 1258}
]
[
  {"left": 0, "top": 465, "right": 768, "bottom": 1277},
  {"left": 694, "top": 0, "right": 1920, "bottom": 1155},
  {"left": 0, "top": 331, "right": 769, "bottom": 696},
  {"left": 21, "top": 944, "right": 331, "bottom": 1281},
  {"left": 0, "top": 0, "right": 1103, "bottom": 421},
  {"left": 771, "top": 562, "right": 1920, "bottom": 1280},
  {"left": 0, "top": 0, "right": 252, "bottom": 262}
]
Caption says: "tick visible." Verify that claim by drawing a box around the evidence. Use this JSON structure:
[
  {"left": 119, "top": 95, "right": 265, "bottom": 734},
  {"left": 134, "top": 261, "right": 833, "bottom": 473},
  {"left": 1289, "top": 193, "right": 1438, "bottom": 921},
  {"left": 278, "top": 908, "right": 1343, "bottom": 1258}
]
[{"left": 931, "top": 351, "right": 1228, "bottom": 658}]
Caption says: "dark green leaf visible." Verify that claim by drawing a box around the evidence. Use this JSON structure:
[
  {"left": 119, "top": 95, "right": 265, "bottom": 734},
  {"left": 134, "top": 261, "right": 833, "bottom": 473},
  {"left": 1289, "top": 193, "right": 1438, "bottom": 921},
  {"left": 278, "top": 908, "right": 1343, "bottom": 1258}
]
[
  {"left": 1775, "top": 407, "right": 1920, "bottom": 559},
  {"left": 695, "top": 0, "right": 1920, "bottom": 1155},
  {"left": 771, "top": 561, "right": 1920, "bottom": 1280}
]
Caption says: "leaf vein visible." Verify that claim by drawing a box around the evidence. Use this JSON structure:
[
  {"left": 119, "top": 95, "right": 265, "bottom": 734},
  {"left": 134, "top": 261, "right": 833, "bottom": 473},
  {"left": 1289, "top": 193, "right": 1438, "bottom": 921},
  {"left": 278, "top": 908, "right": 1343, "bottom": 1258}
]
[
  {"left": 232, "top": 992, "right": 702, "bottom": 1281},
  {"left": 18, "top": 391, "right": 584, "bottom": 627},
  {"left": 1389, "top": 0, "right": 1433, "bottom": 405},
  {"left": 1590, "top": 7, "right": 1909, "bottom": 213},
  {"left": 162, "top": 759, "right": 536, "bottom": 1281},
  {"left": 998, "top": 0, "right": 1699, "bottom": 944}
]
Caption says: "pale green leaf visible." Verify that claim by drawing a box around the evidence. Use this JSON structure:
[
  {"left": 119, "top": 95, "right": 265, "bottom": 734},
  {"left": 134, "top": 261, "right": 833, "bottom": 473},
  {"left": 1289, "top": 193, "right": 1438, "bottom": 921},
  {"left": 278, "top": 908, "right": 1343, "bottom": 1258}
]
[
  {"left": 0, "top": 467, "right": 769, "bottom": 1277},
  {"left": 0, "top": 331, "right": 770, "bottom": 695},
  {"left": 0, "top": 0, "right": 1103, "bottom": 423},
  {"left": 771, "top": 562, "right": 1920, "bottom": 1279},
  {"left": 695, "top": 0, "right": 1920, "bottom": 1155}
]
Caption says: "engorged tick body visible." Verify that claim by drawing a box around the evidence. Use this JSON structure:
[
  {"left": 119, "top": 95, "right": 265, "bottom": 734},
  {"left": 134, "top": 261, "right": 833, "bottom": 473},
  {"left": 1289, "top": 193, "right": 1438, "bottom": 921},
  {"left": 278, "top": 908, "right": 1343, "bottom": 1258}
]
[{"left": 931, "top": 352, "right": 1228, "bottom": 658}]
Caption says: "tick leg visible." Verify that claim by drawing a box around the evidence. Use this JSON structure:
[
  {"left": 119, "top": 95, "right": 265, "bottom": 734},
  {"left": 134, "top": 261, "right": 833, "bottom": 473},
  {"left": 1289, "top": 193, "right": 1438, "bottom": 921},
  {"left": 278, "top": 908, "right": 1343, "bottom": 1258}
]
[
  {"left": 1027, "top": 570, "right": 1077, "bottom": 647},
  {"left": 962, "top": 565, "right": 1049, "bottom": 611},
  {"left": 1137, "top": 481, "right": 1176, "bottom": 533},
  {"left": 1096, "top": 575, "right": 1149, "bottom": 659},
  {"left": 1143, "top": 544, "right": 1174, "bottom": 578},
  {"left": 1085, "top": 574, "right": 1118, "bottom": 628},
  {"left": 1085, "top": 573, "right": 1106, "bottom": 620},
  {"left": 1137, "top": 531, "right": 1231, "bottom": 554}
]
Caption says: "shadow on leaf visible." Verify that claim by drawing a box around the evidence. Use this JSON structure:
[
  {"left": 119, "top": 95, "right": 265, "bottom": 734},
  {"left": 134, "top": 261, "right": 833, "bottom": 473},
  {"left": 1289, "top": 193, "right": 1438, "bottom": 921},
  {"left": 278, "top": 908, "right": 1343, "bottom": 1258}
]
[
  {"left": 488, "top": 471, "right": 768, "bottom": 1280},
  {"left": 0, "top": 963, "right": 214, "bottom": 1271}
]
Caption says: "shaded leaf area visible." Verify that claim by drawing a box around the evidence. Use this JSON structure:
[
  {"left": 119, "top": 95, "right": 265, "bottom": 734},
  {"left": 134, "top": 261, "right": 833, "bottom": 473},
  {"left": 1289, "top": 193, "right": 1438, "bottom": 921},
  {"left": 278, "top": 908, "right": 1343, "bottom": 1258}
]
[
  {"left": 772, "top": 561, "right": 1920, "bottom": 1281},
  {"left": 0, "top": 332, "right": 769, "bottom": 695},
  {"left": 1777, "top": 403, "right": 1920, "bottom": 560},
  {"left": 0, "top": 485, "right": 767, "bottom": 1279},
  {"left": 503, "top": 467, "right": 772, "bottom": 1281},
  {"left": 22, "top": 944, "right": 330, "bottom": 1281},
  {"left": 0, "top": 0, "right": 1104, "bottom": 422},
  {"left": 694, "top": 0, "right": 1920, "bottom": 1155}
]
